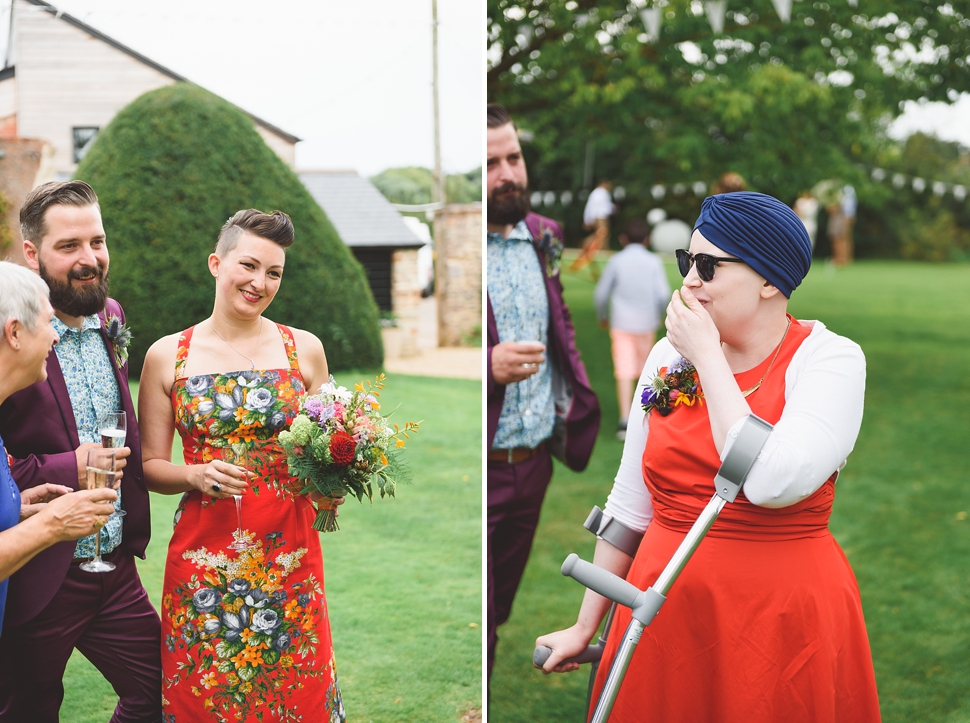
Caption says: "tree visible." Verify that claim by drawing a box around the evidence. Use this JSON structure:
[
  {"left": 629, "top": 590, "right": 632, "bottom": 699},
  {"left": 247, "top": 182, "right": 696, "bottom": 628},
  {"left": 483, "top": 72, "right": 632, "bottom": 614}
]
[
  {"left": 75, "top": 83, "right": 383, "bottom": 373},
  {"left": 370, "top": 166, "right": 483, "bottom": 205},
  {"left": 488, "top": 0, "right": 970, "bottom": 248}
]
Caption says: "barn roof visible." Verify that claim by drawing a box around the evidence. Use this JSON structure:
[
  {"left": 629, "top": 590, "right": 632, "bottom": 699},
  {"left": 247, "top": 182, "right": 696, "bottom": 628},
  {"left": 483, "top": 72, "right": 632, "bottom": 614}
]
[{"left": 300, "top": 170, "right": 426, "bottom": 249}]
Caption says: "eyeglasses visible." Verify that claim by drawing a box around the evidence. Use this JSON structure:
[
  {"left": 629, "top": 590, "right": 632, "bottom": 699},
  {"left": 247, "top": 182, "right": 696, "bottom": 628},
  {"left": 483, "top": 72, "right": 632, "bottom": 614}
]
[{"left": 675, "top": 249, "right": 745, "bottom": 282}]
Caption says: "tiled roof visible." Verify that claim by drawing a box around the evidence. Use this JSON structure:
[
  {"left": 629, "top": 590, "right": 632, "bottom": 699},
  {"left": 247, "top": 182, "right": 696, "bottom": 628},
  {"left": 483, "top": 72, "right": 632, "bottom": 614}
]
[{"left": 300, "top": 171, "right": 425, "bottom": 249}]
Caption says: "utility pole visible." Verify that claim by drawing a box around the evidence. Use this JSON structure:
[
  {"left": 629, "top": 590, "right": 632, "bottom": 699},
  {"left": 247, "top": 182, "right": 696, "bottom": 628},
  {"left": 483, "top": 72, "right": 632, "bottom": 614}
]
[
  {"left": 4, "top": 0, "right": 14, "bottom": 69},
  {"left": 431, "top": 0, "right": 445, "bottom": 206}
]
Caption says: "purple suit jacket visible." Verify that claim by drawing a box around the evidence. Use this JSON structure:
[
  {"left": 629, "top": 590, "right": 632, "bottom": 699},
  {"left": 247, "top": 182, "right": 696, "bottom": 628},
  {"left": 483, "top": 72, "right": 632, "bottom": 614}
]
[
  {"left": 0, "top": 299, "right": 151, "bottom": 628},
  {"left": 487, "top": 213, "right": 600, "bottom": 471}
]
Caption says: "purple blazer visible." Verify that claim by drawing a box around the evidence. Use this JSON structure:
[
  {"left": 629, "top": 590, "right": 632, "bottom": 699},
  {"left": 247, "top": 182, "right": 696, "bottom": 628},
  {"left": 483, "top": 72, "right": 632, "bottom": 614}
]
[
  {"left": 487, "top": 213, "right": 600, "bottom": 471},
  {"left": 0, "top": 299, "right": 151, "bottom": 628}
]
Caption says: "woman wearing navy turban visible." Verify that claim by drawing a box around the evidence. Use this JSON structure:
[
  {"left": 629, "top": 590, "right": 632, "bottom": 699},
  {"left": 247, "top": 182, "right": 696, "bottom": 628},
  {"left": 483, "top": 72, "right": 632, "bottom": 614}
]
[{"left": 538, "top": 193, "right": 880, "bottom": 721}]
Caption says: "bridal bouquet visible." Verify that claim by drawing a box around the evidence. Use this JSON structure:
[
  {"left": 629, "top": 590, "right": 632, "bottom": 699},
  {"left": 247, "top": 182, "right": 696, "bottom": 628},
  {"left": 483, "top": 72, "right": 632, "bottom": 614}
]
[{"left": 278, "top": 374, "right": 419, "bottom": 532}]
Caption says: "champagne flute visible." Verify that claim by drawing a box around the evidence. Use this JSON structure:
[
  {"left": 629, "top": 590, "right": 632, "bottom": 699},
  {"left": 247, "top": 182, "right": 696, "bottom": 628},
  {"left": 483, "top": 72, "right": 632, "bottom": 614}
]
[
  {"left": 223, "top": 446, "right": 255, "bottom": 552},
  {"left": 99, "top": 411, "right": 126, "bottom": 449},
  {"left": 80, "top": 448, "right": 117, "bottom": 573},
  {"left": 99, "top": 411, "right": 127, "bottom": 518}
]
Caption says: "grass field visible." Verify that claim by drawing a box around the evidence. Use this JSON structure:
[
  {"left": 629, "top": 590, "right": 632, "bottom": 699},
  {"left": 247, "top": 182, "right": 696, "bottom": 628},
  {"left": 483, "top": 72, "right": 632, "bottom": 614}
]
[
  {"left": 489, "top": 257, "right": 970, "bottom": 722},
  {"left": 61, "top": 372, "right": 482, "bottom": 723}
]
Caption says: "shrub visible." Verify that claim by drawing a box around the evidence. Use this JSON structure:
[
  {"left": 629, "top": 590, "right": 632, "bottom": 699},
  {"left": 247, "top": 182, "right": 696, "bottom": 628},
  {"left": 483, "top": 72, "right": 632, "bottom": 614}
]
[{"left": 75, "top": 84, "right": 382, "bottom": 374}]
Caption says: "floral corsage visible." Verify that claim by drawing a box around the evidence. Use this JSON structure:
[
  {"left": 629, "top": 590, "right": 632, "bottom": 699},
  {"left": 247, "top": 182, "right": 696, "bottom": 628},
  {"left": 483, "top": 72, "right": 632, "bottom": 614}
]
[
  {"left": 538, "top": 225, "right": 564, "bottom": 277},
  {"left": 641, "top": 357, "right": 704, "bottom": 417},
  {"left": 104, "top": 314, "right": 133, "bottom": 368}
]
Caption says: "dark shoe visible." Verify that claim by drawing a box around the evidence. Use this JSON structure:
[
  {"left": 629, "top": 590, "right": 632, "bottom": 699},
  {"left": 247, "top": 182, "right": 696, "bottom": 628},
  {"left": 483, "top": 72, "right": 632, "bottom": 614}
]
[{"left": 616, "top": 420, "right": 627, "bottom": 441}]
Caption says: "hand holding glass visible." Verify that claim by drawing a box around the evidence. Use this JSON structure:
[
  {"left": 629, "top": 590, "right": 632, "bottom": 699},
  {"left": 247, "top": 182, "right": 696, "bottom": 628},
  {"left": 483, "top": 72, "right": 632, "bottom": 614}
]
[
  {"left": 223, "top": 448, "right": 255, "bottom": 551},
  {"left": 80, "top": 448, "right": 116, "bottom": 573}
]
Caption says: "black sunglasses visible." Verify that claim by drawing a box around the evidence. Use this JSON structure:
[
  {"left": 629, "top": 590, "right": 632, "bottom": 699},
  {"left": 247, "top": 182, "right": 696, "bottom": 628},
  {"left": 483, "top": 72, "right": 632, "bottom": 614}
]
[{"left": 676, "top": 249, "right": 745, "bottom": 282}]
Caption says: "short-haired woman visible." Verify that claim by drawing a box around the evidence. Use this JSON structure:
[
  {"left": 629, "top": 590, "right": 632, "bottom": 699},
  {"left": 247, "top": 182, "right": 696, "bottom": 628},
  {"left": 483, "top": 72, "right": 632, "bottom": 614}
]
[
  {"left": 139, "top": 210, "right": 345, "bottom": 722},
  {"left": 0, "top": 261, "right": 117, "bottom": 633},
  {"left": 537, "top": 193, "right": 880, "bottom": 722}
]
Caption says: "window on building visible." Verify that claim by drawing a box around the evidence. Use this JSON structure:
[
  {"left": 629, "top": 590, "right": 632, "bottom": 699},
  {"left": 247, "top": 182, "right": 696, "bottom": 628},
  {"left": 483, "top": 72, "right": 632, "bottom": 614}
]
[{"left": 72, "top": 127, "right": 99, "bottom": 163}]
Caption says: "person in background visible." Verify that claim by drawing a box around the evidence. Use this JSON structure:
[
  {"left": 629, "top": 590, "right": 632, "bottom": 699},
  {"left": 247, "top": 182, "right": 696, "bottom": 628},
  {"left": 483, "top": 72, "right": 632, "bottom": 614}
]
[
  {"left": 0, "top": 261, "right": 118, "bottom": 635},
  {"left": 710, "top": 171, "right": 747, "bottom": 195},
  {"left": 594, "top": 218, "right": 670, "bottom": 440},
  {"left": 793, "top": 190, "right": 819, "bottom": 250},
  {"left": 837, "top": 184, "right": 857, "bottom": 265},
  {"left": 571, "top": 179, "right": 617, "bottom": 276},
  {"left": 487, "top": 102, "right": 600, "bottom": 686}
]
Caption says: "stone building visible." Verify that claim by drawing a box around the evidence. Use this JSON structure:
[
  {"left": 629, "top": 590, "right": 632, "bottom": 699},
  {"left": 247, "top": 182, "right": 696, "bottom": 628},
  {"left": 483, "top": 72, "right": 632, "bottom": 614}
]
[
  {"left": 300, "top": 170, "right": 428, "bottom": 358},
  {"left": 434, "top": 204, "right": 482, "bottom": 347},
  {"left": 0, "top": 0, "right": 298, "bottom": 256}
]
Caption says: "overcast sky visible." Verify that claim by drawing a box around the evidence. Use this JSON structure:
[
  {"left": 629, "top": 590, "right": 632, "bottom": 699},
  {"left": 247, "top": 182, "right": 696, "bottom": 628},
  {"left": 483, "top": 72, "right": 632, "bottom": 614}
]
[{"left": 1, "top": 0, "right": 483, "bottom": 177}]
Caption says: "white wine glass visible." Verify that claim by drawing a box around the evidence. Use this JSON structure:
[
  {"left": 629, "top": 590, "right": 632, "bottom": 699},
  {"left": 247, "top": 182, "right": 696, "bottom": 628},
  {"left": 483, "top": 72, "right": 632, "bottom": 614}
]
[
  {"left": 99, "top": 411, "right": 127, "bottom": 518},
  {"left": 80, "top": 448, "right": 116, "bottom": 573},
  {"left": 99, "top": 411, "right": 126, "bottom": 449},
  {"left": 223, "top": 446, "right": 255, "bottom": 552}
]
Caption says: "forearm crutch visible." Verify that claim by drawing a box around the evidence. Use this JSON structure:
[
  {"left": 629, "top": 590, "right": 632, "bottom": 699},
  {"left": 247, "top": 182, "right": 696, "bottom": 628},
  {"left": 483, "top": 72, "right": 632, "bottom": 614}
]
[
  {"left": 570, "top": 506, "right": 645, "bottom": 712},
  {"left": 534, "top": 414, "right": 773, "bottom": 723}
]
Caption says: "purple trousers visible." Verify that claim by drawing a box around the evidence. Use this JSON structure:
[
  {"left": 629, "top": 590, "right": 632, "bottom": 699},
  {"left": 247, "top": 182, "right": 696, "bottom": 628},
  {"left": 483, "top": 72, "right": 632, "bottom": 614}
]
[
  {"left": 487, "top": 449, "right": 553, "bottom": 683},
  {"left": 0, "top": 552, "right": 162, "bottom": 723}
]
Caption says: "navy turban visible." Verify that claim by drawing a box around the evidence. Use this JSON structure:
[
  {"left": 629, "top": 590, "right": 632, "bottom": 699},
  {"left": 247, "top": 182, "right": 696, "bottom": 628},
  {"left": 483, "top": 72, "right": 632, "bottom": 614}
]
[{"left": 692, "top": 192, "right": 812, "bottom": 298}]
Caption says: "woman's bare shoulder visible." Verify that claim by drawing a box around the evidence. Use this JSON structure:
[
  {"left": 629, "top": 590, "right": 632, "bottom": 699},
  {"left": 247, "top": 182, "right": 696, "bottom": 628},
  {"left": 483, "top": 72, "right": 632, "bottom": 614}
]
[
  {"left": 286, "top": 326, "right": 326, "bottom": 355},
  {"left": 285, "top": 326, "right": 328, "bottom": 388}
]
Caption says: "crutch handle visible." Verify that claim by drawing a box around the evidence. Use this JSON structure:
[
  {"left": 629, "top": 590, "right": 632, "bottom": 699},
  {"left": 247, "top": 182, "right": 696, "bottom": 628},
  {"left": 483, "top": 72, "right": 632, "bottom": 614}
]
[
  {"left": 562, "top": 553, "right": 641, "bottom": 609},
  {"left": 533, "top": 642, "right": 605, "bottom": 668}
]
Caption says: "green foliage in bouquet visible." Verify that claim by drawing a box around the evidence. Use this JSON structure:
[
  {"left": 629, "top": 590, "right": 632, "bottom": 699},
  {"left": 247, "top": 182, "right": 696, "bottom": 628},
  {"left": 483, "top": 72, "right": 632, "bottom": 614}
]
[
  {"left": 74, "top": 83, "right": 383, "bottom": 374},
  {"left": 278, "top": 375, "right": 420, "bottom": 531}
]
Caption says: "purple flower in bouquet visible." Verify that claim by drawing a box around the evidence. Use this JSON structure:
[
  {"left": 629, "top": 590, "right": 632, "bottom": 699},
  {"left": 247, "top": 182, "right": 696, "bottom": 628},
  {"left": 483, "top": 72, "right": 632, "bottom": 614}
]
[
  {"left": 304, "top": 397, "right": 325, "bottom": 419},
  {"left": 641, "top": 386, "right": 659, "bottom": 408}
]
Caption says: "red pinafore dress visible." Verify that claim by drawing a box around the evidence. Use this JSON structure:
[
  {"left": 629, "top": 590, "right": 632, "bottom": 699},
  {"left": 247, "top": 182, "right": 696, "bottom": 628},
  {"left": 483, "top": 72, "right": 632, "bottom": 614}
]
[
  {"left": 160, "top": 324, "right": 345, "bottom": 723},
  {"left": 591, "top": 319, "right": 880, "bottom": 722}
]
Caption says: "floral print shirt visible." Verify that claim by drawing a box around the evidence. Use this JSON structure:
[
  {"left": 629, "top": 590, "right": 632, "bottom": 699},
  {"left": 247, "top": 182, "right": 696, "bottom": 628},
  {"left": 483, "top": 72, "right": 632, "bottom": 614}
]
[
  {"left": 487, "top": 221, "right": 556, "bottom": 450},
  {"left": 52, "top": 314, "right": 124, "bottom": 557}
]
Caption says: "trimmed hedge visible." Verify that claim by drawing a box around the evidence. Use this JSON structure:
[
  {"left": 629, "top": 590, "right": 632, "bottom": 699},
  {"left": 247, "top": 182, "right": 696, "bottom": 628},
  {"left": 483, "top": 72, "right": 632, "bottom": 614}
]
[{"left": 75, "top": 83, "right": 383, "bottom": 374}]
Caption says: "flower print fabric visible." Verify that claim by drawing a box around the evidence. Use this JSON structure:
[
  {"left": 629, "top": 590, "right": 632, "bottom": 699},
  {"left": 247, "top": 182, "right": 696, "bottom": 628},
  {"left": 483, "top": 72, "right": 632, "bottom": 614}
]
[{"left": 162, "top": 324, "right": 345, "bottom": 723}]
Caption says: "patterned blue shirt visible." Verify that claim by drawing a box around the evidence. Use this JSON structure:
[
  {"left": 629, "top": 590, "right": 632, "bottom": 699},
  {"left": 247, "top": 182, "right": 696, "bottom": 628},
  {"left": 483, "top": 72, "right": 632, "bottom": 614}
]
[
  {"left": 52, "top": 314, "right": 124, "bottom": 557},
  {"left": 487, "top": 221, "right": 556, "bottom": 450}
]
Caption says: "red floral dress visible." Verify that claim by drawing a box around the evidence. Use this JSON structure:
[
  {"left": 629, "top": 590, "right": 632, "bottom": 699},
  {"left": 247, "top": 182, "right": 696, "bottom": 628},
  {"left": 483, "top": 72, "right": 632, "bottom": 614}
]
[{"left": 161, "top": 325, "right": 344, "bottom": 723}]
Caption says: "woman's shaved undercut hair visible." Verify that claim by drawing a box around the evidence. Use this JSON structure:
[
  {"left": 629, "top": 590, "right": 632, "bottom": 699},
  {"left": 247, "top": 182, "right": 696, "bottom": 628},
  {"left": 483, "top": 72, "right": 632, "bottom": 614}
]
[{"left": 215, "top": 209, "right": 294, "bottom": 256}]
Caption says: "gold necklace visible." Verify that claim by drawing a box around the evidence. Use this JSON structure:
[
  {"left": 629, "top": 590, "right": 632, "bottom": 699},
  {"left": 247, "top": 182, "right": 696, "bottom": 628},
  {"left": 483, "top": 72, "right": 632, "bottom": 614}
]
[
  {"left": 211, "top": 317, "right": 263, "bottom": 371},
  {"left": 739, "top": 316, "right": 792, "bottom": 398}
]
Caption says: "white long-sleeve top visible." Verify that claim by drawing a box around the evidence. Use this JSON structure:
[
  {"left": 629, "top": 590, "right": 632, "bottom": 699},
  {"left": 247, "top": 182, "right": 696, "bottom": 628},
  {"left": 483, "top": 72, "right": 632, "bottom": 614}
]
[{"left": 603, "top": 320, "right": 866, "bottom": 533}]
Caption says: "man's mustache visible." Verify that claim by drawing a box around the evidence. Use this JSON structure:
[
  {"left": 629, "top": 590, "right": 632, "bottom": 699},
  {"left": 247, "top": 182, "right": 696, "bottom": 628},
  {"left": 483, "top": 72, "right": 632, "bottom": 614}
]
[
  {"left": 68, "top": 265, "right": 104, "bottom": 281},
  {"left": 492, "top": 182, "right": 526, "bottom": 198}
]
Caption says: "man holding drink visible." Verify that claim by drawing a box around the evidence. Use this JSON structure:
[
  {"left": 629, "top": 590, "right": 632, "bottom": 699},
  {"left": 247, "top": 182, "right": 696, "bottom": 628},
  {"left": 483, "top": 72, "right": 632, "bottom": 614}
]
[{"left": 0, "top": 181, "right": 161, "bottom": 723}]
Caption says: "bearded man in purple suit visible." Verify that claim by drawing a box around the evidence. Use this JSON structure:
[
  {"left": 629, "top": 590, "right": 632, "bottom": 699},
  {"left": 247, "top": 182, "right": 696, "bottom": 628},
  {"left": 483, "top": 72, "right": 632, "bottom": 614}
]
[
  {"left": 487, "top": 104, "right": 600, "bottom": 684},
  {"left": 0, "top": 181, "right": 161, "bottom": 722}
]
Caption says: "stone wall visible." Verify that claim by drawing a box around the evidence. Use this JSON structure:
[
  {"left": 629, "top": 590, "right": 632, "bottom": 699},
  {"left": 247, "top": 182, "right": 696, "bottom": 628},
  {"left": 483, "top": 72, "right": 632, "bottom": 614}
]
[
  {"left": 434, "top": 204, "right": 482, "bottom": 347},
  {"left": 387, "top": 248, "right": 421, "bottom": 358},
  {"left": 0, "top": 137, "right": 55, "bottom": 262}
]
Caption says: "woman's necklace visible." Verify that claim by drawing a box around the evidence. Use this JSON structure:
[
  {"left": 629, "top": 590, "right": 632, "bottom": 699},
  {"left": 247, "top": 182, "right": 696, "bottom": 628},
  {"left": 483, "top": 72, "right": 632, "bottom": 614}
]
[
  {"left": 738, "top": 316, "right": 792, "bottom": 398},
  {"left": 211, "top": 317, "right": 263, "bottom": 371}
]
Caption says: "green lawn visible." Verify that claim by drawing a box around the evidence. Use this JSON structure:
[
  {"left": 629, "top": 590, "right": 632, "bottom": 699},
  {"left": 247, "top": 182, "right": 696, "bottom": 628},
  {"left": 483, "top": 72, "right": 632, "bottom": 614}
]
[
  {"left": 61, "top": 372, "right": 482, "bottom": 723},
  {"left": 489, "top": 258, "right": 970, "bottom": 722}
]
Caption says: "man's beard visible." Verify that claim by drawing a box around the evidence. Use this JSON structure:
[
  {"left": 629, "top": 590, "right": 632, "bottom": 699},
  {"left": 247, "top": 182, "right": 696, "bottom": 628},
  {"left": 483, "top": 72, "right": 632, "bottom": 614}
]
[
  {"left": 38, "top": 259, "right": 110, "bottom": 318},
  {"left": 488, "top": 182, "right": 531, "bottom": 226}
]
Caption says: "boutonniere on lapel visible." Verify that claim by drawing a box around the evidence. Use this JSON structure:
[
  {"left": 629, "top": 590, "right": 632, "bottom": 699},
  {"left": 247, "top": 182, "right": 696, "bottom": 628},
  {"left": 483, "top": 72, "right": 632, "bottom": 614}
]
[
  {"left": 104, "top": 314, "right": 133, "bottom": 368},
  {"left": 641, "top": 357, "right": 704, "bottom": 417},
  {"left": 537, "top": 225, "right": 564, "bottom": 278}
]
